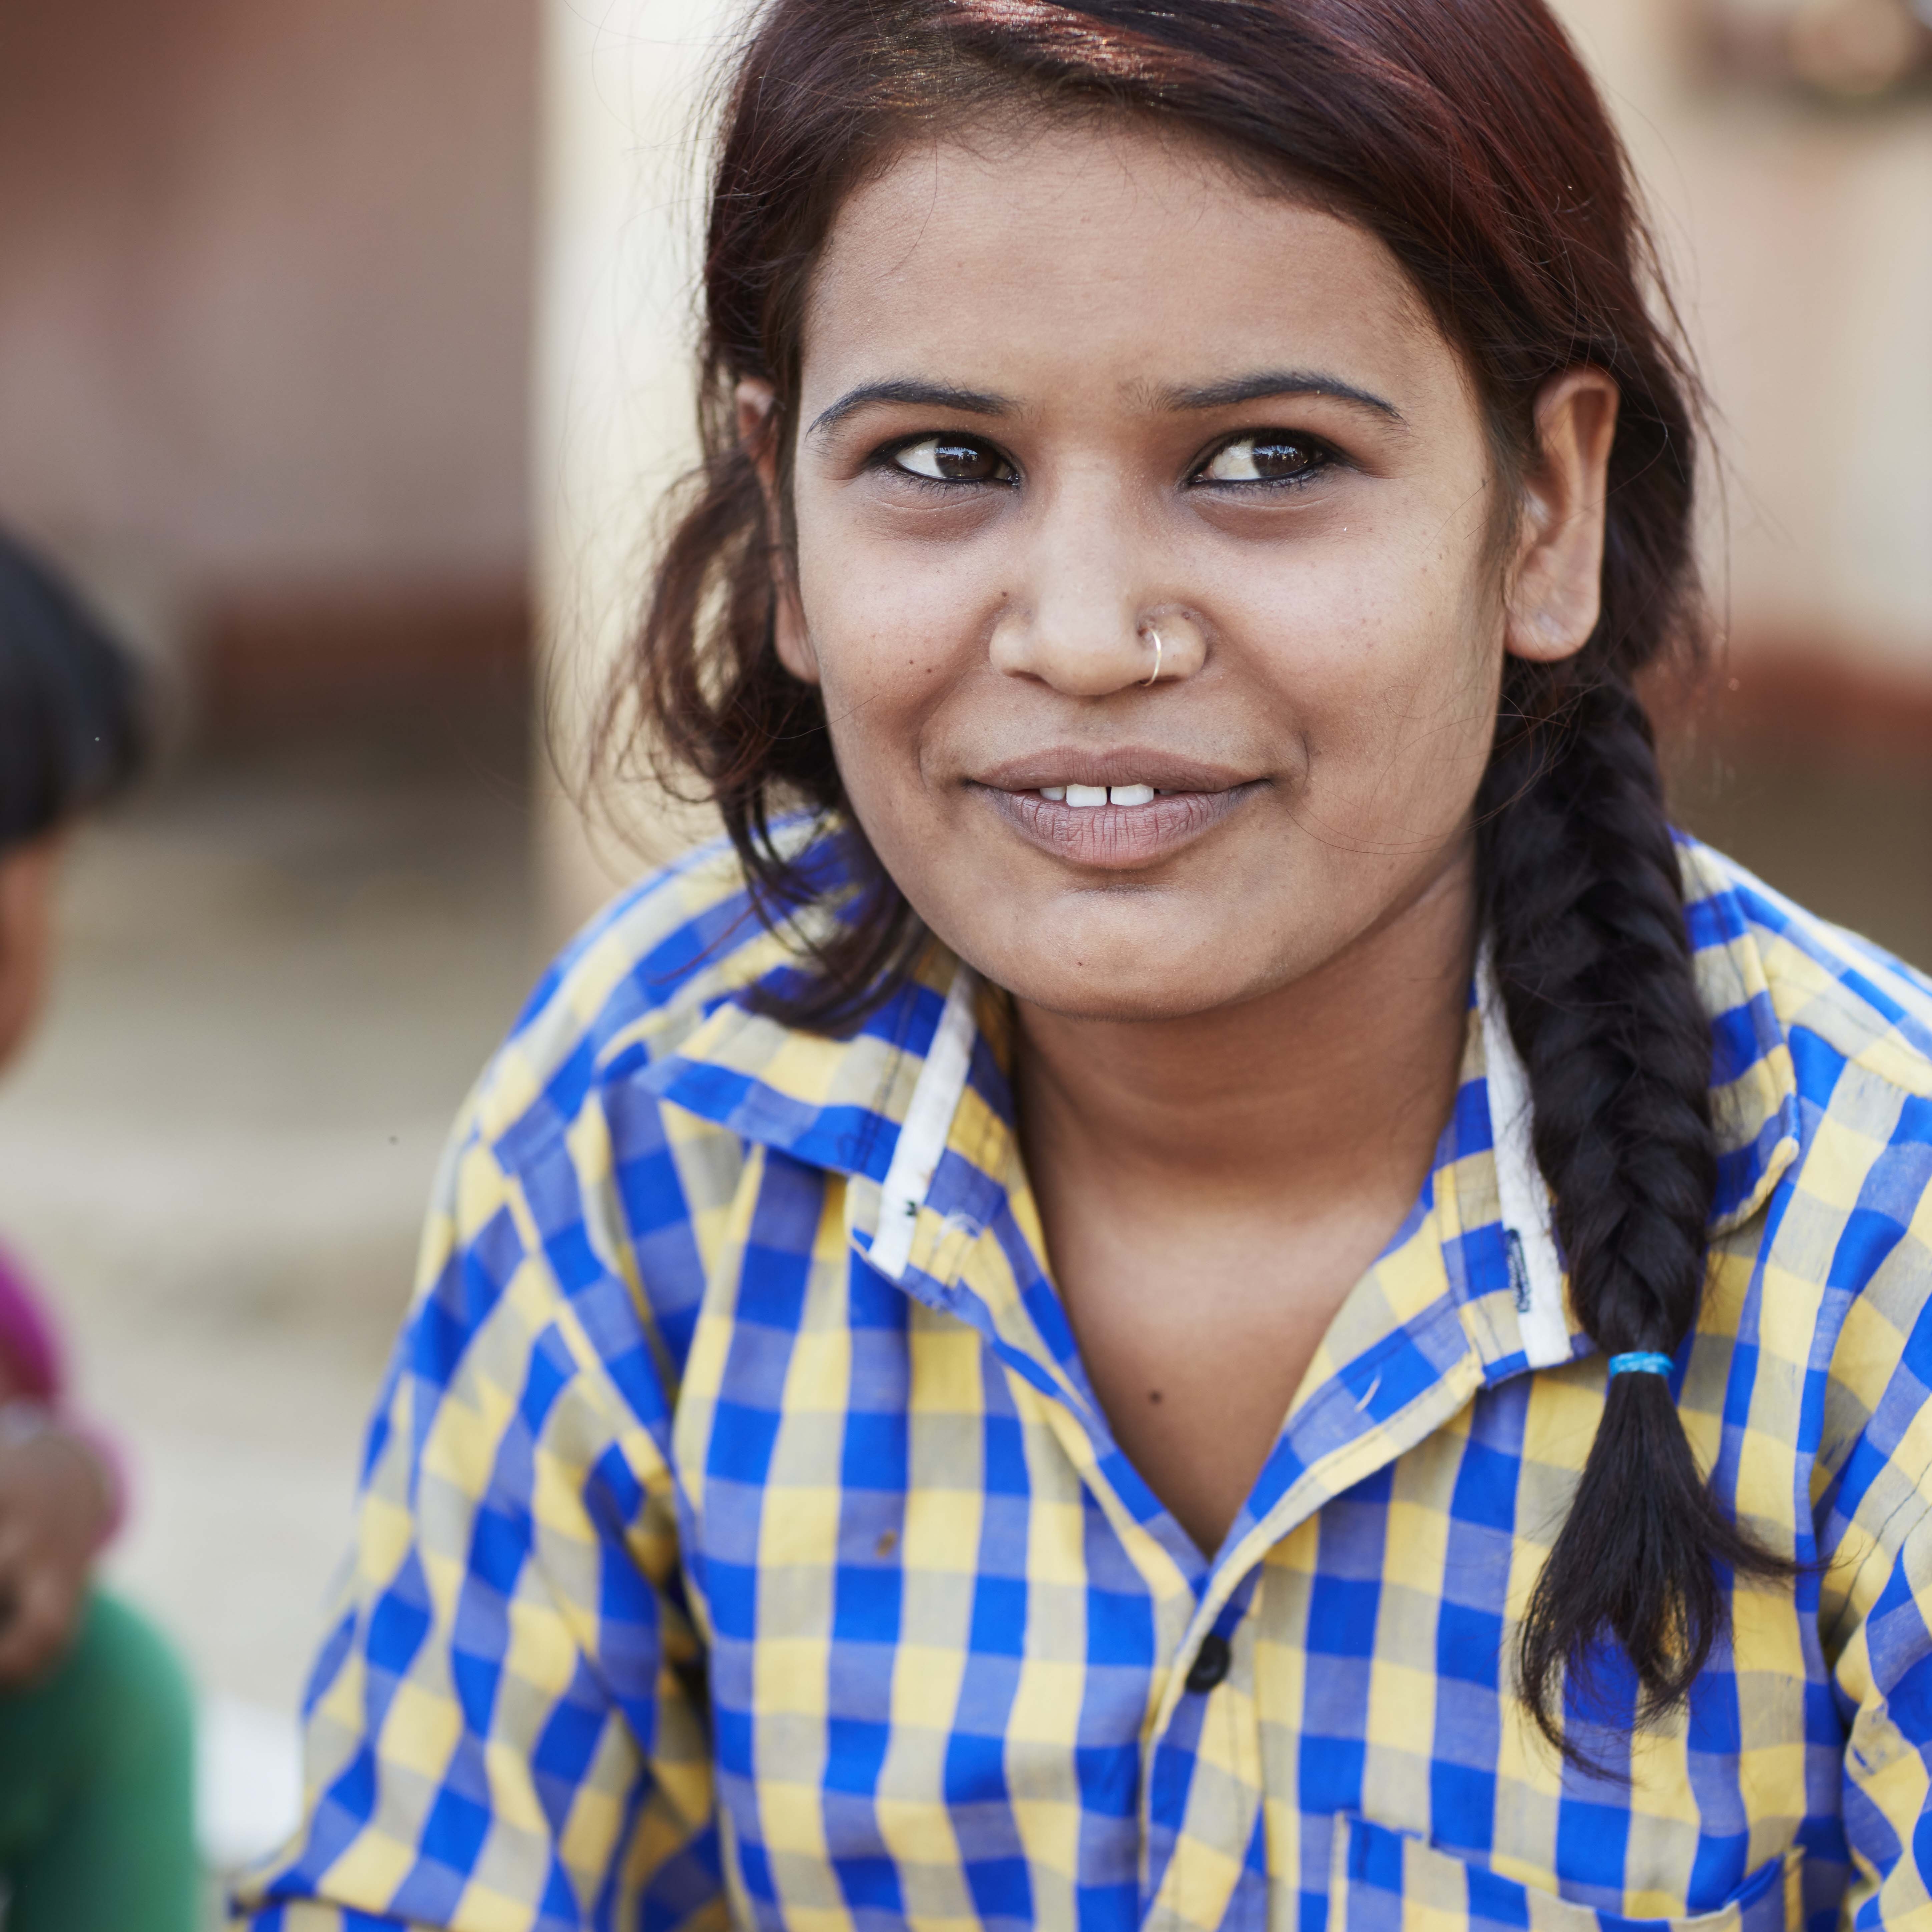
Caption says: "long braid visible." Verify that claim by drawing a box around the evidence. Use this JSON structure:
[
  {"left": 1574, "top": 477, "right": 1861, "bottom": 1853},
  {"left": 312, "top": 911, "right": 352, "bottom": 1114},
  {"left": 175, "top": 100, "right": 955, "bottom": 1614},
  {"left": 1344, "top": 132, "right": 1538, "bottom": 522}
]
[{"left": 1480, "top": 671, "right": 1792, "bottom": 1752}]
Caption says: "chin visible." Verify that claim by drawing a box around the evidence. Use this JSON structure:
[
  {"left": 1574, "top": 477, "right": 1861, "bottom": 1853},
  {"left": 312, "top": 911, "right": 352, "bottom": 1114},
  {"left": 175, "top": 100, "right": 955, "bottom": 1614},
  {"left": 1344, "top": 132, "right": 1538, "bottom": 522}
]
[
  {"left": 1002, "top": 977, "right": 1228, "bottom": 1023},
  {"left": 966, "top": 925, "right": 1269, "bottom": 1024}
]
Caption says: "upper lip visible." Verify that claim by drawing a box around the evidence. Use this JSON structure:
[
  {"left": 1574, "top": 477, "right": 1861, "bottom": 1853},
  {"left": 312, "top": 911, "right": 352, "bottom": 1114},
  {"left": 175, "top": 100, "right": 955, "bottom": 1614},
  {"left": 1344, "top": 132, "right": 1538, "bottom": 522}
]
[{"left": 973, "top": 748, "right": 1257, "bottom": 794}]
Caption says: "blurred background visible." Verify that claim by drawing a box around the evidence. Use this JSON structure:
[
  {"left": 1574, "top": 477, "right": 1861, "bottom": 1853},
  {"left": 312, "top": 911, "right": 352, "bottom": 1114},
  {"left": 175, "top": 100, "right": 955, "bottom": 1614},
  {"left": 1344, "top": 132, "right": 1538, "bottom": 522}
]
[{"left": 0, "top": 0, "right": 1925, "bottom": 1899}]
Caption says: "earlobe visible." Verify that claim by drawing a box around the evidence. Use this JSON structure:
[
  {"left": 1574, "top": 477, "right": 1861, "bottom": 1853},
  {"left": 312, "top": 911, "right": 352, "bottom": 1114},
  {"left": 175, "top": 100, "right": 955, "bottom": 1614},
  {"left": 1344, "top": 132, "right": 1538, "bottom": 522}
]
[
  {"left": 771, "top": 584, "right": 819, "bottom": 686},
  {"left": 1504, "top": 369, "right": 1620, "bottom": 665},
  {"left": 734, "top": 379, "right": 820, "bottom": 687}
]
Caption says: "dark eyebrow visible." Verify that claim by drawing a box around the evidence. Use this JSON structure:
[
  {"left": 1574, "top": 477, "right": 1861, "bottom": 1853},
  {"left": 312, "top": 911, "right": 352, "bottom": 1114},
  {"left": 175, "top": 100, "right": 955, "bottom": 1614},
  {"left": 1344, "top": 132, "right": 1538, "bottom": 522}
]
[
  {"left": 807, "top": 379, "right": 1014, "bottom": 441},
  {"left": 1158, "top": 370, "right": 1405, "bottom": 424}
]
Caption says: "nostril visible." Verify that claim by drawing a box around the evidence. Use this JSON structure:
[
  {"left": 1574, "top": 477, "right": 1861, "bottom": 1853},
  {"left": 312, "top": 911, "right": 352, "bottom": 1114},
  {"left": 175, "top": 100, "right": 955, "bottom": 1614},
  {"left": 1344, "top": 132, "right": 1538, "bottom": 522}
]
[
  {"left": 1141, "top": 625, "right": 1166, "bottom": 686},
  {"left": 1135, "top": 610, "right": 1207, "bottom": 686},
  {"left": 989, "top": 617, "right": 1187, "bottom": 698}
]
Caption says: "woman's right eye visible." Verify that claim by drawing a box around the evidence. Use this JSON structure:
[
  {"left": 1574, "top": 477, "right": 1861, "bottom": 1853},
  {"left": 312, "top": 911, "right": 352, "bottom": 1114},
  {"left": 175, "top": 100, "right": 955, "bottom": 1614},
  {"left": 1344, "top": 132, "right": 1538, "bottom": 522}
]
[{"left": 889, "top": 436, "right": 1014, "bottom": 485}]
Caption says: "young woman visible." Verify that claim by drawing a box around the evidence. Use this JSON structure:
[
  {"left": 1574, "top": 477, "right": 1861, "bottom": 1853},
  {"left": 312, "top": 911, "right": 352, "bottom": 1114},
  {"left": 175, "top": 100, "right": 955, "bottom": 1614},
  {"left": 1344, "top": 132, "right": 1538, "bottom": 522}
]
[{"left": 240, "top": 3, "right": 1932, "bottom": 1928}]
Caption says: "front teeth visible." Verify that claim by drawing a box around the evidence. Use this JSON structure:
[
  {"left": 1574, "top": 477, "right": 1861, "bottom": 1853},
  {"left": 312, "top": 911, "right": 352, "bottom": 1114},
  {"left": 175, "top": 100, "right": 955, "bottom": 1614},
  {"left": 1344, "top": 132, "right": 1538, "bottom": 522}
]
[{"left": 1043, "top": 783, "right": 1157, "bottom": 808}]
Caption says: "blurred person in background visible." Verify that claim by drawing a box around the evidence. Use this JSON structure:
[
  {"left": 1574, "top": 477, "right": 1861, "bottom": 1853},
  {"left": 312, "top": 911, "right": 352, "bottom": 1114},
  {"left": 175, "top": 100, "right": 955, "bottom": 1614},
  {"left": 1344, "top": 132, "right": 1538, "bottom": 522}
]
[{"left": 0, "top": 533, "right": 198, "bottom": 1929}]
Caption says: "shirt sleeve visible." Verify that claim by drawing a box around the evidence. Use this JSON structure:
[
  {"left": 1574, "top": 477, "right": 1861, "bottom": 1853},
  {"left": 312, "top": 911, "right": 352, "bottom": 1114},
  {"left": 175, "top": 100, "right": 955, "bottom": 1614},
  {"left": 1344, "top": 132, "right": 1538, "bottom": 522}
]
[
  {"left": 1821, "top": 1175, "right": 1932, "bottom": 1929},
  {"left": 1832, "top": 1510, "right": 1932, "bottom": 1928},
  {"left": 230, "top": 1096, "right": 727, "bottom": 1932}
]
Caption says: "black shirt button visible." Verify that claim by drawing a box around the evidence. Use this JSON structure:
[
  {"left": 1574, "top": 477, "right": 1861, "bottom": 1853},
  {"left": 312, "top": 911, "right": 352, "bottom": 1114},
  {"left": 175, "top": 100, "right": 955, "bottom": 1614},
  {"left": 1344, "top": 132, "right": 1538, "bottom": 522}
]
[{"left": 1185, "top": 1633, "right": 1231, "bottom": 1693}]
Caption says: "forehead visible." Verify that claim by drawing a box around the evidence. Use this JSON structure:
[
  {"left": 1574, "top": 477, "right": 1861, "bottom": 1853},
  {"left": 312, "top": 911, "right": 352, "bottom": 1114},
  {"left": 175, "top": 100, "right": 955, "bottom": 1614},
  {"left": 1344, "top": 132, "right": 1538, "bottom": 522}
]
[{"left": 801, "top": 115, "right": 1455, "bottom": 411}]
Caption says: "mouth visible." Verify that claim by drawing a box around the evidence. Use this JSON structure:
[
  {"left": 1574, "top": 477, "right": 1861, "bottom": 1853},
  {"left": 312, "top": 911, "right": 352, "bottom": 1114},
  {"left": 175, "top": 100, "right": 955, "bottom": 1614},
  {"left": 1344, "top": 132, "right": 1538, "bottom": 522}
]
[
  {"left": 970, "top": 753, "right": 1262, "bottom": 869},
  {"left": 1034, "top": 781, "right": 1164, "bottom": 808}
]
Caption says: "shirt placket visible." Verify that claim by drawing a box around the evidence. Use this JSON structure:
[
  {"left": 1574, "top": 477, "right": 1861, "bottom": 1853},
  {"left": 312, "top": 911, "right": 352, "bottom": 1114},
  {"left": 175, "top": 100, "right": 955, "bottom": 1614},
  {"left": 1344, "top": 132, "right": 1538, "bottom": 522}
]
[
  {"left": 1144, "top": 1343, "right": 1496, "bottom": 1929},
  {"left": 842, "top": 961, "right": 1534, "bottom": 1932},
  {"left": 915, "top": 1209, "right": 1498, "bottom": 1932}
]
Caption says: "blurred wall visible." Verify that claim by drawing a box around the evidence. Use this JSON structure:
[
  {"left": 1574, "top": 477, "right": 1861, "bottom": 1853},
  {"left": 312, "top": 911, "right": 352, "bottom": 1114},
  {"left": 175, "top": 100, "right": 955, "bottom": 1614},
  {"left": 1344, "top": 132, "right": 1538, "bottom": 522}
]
[
  {"left": 533, "top": 0, "right": 724, "bottom": 935},
  {"left": 0, "top": 0, "right": 539, "bottom": 723},
  {"left": 1553, "top": 0, "right": 1932, "bottom": 702}
]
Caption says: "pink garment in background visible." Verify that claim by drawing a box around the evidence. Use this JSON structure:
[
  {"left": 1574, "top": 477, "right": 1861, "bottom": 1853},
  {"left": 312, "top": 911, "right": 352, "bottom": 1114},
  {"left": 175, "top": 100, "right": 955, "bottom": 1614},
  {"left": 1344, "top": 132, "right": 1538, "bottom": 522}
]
[
  {"left": 0, "top": 1242, "right": 62, "bottom": 1404},
  {"left": 0, "top": 1241, "right": 125, "bottom": 1539}
]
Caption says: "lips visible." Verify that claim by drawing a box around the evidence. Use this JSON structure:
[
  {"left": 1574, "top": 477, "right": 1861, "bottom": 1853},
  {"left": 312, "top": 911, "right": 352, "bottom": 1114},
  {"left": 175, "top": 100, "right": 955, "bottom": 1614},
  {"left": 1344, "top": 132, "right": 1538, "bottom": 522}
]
[
  {"left": 976, "top": 749, "right": 1251, "bottom": 797},
  {"left": 970, "top": 749, "right": 1260, "bottom": 869}
]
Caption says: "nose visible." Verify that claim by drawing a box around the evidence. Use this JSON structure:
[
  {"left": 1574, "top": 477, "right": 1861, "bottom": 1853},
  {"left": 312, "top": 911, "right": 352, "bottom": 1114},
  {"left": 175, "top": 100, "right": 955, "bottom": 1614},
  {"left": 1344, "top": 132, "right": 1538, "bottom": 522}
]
[{"left": 986, "top": 491, "right": 1205, "bottom": 695}]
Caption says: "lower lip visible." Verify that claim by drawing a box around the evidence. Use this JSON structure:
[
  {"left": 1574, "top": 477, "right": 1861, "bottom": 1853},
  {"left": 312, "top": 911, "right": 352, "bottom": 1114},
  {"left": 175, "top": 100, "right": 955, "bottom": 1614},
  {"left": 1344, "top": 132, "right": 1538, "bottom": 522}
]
[{"left": 977, "top": 785, "right": 1258, "bottom": 869}]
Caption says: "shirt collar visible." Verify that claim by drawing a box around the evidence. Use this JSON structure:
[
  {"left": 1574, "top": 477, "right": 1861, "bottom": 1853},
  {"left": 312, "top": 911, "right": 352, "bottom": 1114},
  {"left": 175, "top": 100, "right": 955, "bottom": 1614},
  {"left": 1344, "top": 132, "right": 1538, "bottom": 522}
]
[
  {"left": 635, "top": 948, "right": 986, "bottom": 1186},
  {"left": 636, "top": 845, "right": 1801, "bottom": 1373}
]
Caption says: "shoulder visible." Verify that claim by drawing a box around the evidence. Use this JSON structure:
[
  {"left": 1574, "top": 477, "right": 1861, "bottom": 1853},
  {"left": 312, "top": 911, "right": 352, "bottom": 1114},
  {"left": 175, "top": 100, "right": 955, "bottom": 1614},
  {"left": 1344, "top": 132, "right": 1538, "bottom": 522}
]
[
  {"left": 1680, "top": 834, "right": 1932, "bottom": 1112},
  {"left": 465, "top": 825, "right": 830, "bottom": 1145},
  {"left": 407, "top": 828, "right": 836, "bottom": 1401},
  {"left": 1680, "top": 839, "right": 1932, "bottom": 1555},
  {"left": 1681, "top": 832, "right": 1931, "bottom": 1319},
  {"left": 1680, "top": 839, "right": 1931, "bottom": 1249}
]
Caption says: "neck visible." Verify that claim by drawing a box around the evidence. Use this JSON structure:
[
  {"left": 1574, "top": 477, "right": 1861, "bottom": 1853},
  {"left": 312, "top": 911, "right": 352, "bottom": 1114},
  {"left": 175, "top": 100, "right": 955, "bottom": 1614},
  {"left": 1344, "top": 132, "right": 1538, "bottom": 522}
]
[{"left": 1012, "top": 844, "right": 1479, "bottom": 1223}]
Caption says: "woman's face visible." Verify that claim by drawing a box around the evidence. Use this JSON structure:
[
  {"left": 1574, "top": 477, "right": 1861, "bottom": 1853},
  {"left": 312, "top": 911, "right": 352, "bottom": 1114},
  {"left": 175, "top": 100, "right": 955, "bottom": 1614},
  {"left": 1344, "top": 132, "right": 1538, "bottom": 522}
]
[{"left": 768, "top": 117, "right": 1594, "bottom": 1021}]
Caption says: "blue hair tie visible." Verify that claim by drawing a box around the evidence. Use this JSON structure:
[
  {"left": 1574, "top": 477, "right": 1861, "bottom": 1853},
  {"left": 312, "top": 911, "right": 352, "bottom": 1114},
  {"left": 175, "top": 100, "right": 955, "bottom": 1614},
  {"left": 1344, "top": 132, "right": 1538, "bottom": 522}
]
[{"left": 1607, "top": 1351, "right": 1675, "bottom": 1379}]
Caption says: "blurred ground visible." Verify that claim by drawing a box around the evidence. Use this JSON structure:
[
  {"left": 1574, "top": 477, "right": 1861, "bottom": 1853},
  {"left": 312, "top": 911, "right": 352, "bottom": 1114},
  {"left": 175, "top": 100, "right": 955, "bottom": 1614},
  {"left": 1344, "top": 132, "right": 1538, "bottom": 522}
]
[{"left": 0, "top": 717, "right": 537, "bottom": 1881}]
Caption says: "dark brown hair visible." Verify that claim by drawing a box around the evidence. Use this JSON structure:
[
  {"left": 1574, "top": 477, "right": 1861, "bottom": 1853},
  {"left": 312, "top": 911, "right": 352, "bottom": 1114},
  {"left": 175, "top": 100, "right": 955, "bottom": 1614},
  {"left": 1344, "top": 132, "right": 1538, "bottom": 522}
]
[
  {"left": 0, "top": 530, "right": 148, "bottom": 854},
  {"left": 605, "top": 0, "right": 1790, "bottom": 1755}
]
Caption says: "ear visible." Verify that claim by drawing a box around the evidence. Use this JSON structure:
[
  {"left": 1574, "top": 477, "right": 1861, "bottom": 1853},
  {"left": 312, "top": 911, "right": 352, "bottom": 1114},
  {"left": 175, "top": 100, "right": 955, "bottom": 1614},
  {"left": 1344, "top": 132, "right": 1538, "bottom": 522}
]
[
  {"left": 1504, "top": 368, "right": 1621, "bottom": 664},
  {"left": 736, "top": 378, "right": 819, "bottom": 686}
]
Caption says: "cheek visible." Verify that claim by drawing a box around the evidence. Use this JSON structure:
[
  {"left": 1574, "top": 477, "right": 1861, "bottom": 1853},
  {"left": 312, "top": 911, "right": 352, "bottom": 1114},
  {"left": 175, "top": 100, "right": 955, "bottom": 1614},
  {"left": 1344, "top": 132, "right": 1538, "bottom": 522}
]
[
  {"left": 793, "top": 506, "right": 988, "bottom": 792},
  {"left": 1249, "top": 531, "right": 1502, "bottom": 822}
]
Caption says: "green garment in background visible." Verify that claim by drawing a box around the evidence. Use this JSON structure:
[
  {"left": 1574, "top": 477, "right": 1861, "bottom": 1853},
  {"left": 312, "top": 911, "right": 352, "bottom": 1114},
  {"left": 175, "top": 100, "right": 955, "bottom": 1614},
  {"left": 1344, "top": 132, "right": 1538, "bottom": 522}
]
[{"left": 0, "top": 1590, "right": 199, "bottom": 1931}]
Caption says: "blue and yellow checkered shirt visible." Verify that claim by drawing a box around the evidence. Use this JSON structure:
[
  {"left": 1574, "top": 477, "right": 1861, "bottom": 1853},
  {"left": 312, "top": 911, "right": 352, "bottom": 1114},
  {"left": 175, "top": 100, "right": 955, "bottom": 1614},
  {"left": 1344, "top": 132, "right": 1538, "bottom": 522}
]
[{"left": 236, "top": 832, "right": 1932, "bottom": 1932}]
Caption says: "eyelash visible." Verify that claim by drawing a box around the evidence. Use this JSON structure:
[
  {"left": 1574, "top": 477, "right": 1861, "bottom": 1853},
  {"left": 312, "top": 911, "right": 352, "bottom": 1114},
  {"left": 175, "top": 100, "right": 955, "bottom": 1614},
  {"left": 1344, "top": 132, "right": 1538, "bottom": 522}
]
[
  {"left": 874, "top": 436, "right": 1018, "bottom": 494},
  {"left": 870, "top": 431, "right": 1341, "bottom": 493},
  {"left": 1192, "top": 432, "right": 1339, "bottom": 492}
]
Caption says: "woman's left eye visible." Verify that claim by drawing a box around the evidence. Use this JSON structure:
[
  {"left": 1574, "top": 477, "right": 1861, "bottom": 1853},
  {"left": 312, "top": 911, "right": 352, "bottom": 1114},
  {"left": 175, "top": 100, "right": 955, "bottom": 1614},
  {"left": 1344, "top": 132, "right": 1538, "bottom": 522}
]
[
  {"left": 1196, "top": 434, "right": 1329, "bottom": 486},
  {"left": 891, "top": 436, "right": 1014, "bottom": 485}
]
